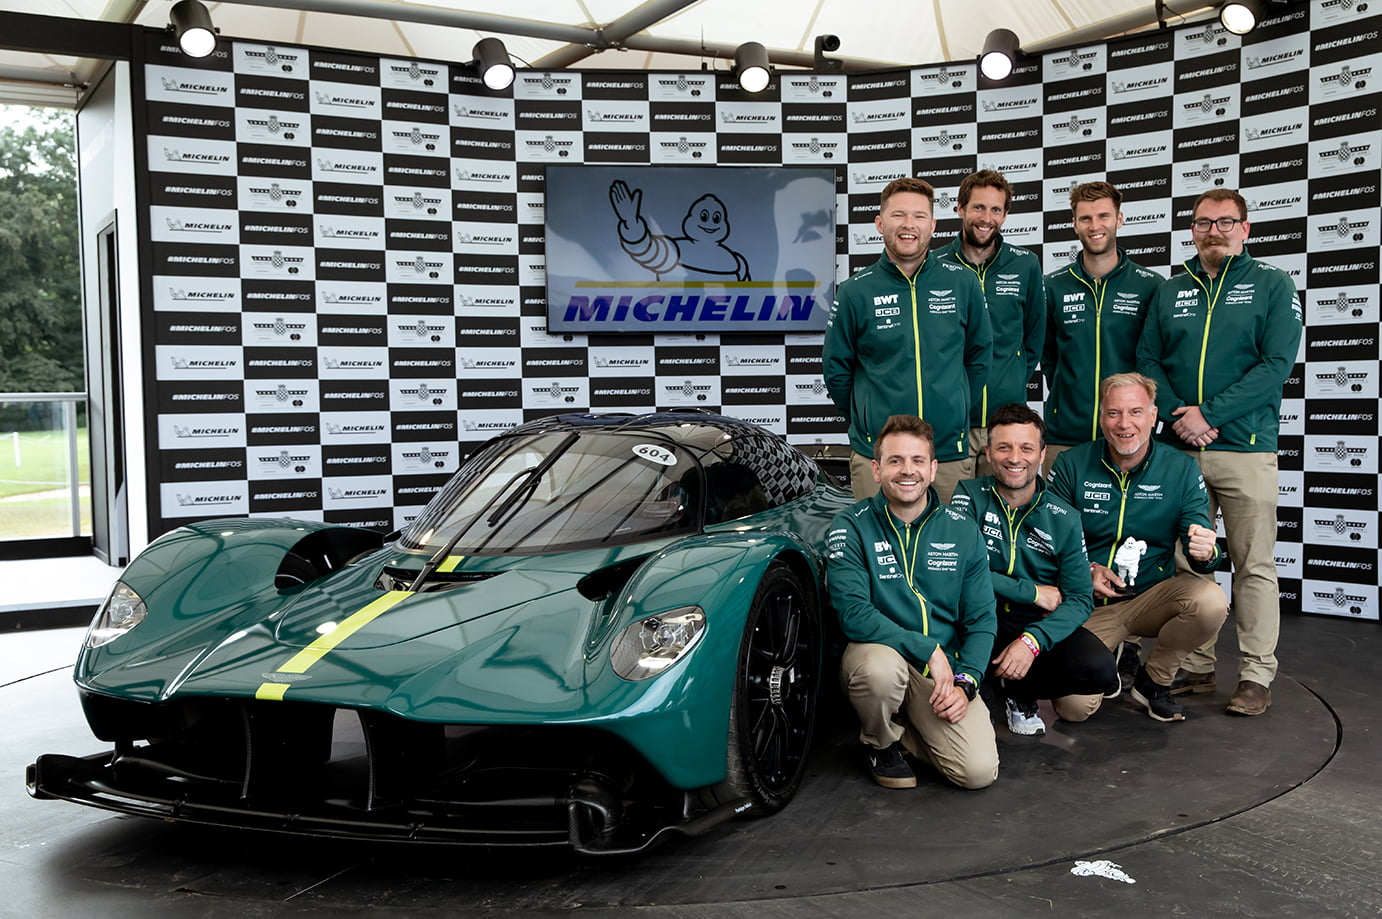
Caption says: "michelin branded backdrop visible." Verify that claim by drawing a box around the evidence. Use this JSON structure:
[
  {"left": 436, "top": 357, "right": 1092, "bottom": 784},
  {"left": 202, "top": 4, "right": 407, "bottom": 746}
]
[{"left": 137, "top": 3, "right": 1380, "bottom": 620}]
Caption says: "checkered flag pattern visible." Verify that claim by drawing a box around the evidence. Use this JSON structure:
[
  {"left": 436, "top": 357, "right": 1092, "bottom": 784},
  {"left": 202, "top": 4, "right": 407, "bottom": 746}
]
[{"left": 137, "top": 5, "right": 1380, "bottom": 619}]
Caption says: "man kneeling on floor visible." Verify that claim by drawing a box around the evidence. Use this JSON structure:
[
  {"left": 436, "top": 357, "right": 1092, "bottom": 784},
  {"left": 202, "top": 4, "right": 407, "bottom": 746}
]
[
  {"left": 951, "top": 404, "right": 1115, "bottom": 737},
  {"left": 827, "top": 414, "right": 999, "bottom": 789},
  {"left": 1047, "top": 373, "right": 1229, "bottom": 722}
]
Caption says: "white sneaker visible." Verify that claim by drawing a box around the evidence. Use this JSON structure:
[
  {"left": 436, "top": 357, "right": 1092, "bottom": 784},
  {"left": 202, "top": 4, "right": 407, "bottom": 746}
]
[{"left": 1005, "top": 697, "right": 1046, "bottom": 736}]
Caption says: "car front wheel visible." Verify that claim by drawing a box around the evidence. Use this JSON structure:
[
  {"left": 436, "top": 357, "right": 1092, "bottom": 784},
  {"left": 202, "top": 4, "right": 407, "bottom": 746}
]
[{"left": 724, "top": 561, "right": 819, "bottom": 815}]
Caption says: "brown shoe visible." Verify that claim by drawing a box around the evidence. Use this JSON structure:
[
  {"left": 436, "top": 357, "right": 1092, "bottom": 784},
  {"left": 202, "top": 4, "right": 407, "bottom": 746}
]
[
  {"left": 1170, "top": 669, "right": 1217, "bottom": 695},
  {"left": 1226, "top": 680, "right": 1271, "bottom": 716}
]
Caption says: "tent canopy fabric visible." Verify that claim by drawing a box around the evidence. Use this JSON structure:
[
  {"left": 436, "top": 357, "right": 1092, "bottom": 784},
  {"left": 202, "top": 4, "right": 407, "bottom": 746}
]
[{"left": 0, "top": 0, "right": 1220, "bottom": 108}]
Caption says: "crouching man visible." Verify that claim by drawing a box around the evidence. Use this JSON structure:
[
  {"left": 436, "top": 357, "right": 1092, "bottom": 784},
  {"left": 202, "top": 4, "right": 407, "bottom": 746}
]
[
  {"left": 827, "top": 414, "right": 999, "bottom": 790},
  {"left": 1047, "top": 373, "right": 1228, "bottom": 722},
  {"left": 951, "top": 404, "right": 1114, "bottom": 737}
]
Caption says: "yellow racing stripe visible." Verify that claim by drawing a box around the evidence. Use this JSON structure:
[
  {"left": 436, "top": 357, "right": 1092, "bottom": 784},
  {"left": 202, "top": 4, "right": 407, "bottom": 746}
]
[{"left": 254, "top": 590, "right": 414, "bottom": 700}]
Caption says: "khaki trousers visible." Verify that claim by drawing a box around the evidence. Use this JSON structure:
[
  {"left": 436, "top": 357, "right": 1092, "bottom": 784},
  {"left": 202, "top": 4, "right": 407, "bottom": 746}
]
[
  {"left": 841, "top": 642, "right": 999, "bottom": 789},
  {"left": 1182, "top": 450, "right": 1281, "bottom": 686},
  {"left": 1083, "top": 573, "right": 1228, "bottom": 685}
]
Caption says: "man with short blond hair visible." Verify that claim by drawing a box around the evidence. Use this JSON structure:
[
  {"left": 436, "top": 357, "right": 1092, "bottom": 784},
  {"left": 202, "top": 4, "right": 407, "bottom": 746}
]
[
  {"left": 825, "top": 178, "right": 991, "bottom": 502},
  {"left": 1048, "top": 373, "right": 1228, "bottom": 723},
  {"left": 1136, "top": 188, "right": 1302, "bottom": 716}
]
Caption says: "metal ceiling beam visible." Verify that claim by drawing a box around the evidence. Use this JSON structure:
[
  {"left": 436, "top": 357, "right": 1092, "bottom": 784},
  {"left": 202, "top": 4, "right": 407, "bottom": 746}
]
[
  {"left": 533, "top": 0, "right": 701, "bottom": 69},
  {"left": 221, "top": 0, "right": 600, "bottom": 44},
  {"left": 1023, "top": 2, "right": 1217, "bottom": 52},
  {"left": 0, "top": 11, "right": 137, "bottom": 59}
]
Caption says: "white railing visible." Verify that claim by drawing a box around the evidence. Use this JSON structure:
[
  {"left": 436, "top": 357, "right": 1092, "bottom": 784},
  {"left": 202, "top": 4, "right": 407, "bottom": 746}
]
[{"left": 0, "top": 392, "right": 88, "bottom": 540}]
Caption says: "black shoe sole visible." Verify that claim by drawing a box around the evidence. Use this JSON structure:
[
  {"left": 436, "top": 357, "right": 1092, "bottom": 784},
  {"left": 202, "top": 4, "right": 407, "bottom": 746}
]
[{"left": 1130, "top": 686, "right": 1186, "bottom": 722}]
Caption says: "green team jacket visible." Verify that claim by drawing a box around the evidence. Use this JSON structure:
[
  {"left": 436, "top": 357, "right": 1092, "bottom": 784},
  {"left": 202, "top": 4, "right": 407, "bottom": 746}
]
[
  {"left": 826, "top": 488, "right": 997, "bottom": 684},
  {"left": 1136, "top": 248, "right": 1302, "bottom": 453},
  {"left": 950, "top": 476, "right": 1093, "bottom": 651},
  {"left": 823, "top": 252, "right": 992, "bottom": 462},
  {"left": 1047, "top": 438, "right": 1222, "bottom": 597},
  {"left": 938, "top": 235, "right": 1045, "bottom": 427},
  {"left": 1042, "top": 251, "right": 1164, "bottom": 445}
]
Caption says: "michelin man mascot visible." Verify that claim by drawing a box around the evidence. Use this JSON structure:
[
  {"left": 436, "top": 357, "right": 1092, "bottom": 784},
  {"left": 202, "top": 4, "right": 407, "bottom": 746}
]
[{"left": 1114, "top": 536, "right": 1148, "bottom": 587}]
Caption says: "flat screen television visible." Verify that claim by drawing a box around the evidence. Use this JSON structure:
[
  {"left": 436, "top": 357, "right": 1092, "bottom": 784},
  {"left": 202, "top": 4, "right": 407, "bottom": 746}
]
[{"left": 544, "top": 164, "right": 837, "bottom": 333}]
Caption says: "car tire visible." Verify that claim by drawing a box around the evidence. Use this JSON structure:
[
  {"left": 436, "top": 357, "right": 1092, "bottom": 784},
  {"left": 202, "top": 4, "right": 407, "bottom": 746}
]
[{"left": 724, "top": 560, "right": 819, "bottom": 815}]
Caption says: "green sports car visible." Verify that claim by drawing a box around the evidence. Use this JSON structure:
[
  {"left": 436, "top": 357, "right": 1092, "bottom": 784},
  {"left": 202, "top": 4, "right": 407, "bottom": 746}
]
[{"left": 28, "top": 413, "right": 853, "bottom": 854}]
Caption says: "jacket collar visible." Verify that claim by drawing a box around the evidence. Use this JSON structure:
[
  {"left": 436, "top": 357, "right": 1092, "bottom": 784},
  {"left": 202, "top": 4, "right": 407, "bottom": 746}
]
[{"left": 869, "top": 486, "right": 943, "bottom": 528}]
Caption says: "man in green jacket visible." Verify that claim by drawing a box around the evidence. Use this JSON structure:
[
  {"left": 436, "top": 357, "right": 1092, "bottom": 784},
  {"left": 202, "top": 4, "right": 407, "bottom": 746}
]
[
  {"left": 824, "top": 177, "right": 992, "bottom": 502},
  {"left": 938, "top": 169, "right": 1045, "bottom": 479},
  {"left": 1042, "top": 181, "right": 1164, "bottom": 474},
  {"left": 951, "top": 404, "right": 1113, "bottom": 737},
  {"left": 827, "top": 414, "right": 999, "bottom": 790},
  {"left": 1136, "top": 188, "right": 1303, "bottom": 717},
  {"left": 1048, "top": 373, "right": 1228, "bottom": 722}
]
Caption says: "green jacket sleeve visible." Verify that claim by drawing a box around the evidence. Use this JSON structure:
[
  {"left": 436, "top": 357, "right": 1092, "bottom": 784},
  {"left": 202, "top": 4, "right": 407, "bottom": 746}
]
[
  {"left": 1022, "top": 261, "right": 1046, "bottom": 381},
  {"left": 1200, "top": 273, "right": 1302, "bottom": 429},
  {"left": 1046, "top": 450, "right": 1079, "bottom": 523},
  {"left": 953, "top": 523, "right": 998, "bottom": 682},
  {"left": 1177, "top": 463, "right": 1222, "bottom": 575},
  {"left": 826, "top": 514, "right": 939, "bottom": 667},
  {"left": 822, "top": 288, "right": 858, "bottom": 422},
  {"left": 1024, "top": 512, "right": 1093, "bottom": 649}
]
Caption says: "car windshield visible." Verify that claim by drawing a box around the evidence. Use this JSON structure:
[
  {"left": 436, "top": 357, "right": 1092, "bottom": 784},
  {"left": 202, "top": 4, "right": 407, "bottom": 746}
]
[{"left": 402, "top": 430, "right": 704, "bottom": 555}]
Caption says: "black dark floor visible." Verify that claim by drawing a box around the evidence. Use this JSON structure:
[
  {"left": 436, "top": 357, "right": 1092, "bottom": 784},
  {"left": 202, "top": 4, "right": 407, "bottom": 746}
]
[{"left": 5, "top": 612, "right": 1380, "bottom": 918}]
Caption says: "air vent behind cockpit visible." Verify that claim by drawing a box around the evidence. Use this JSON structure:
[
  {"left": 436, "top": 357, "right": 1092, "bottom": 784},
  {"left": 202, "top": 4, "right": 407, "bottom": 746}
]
[{"left": 374, "top": 566, "right": 501, "bottom": 593}]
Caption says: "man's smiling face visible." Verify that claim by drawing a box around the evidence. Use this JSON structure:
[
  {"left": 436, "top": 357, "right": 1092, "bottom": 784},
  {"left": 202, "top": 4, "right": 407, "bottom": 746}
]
[
  {"left": 875, "top": 191, "right": 935, "bottom": 266},
  {"left": 1073, "top": 196, "right": 1122, "bottom": 258},
  {"left": 872, "top": 430, "right": 937, "bottom": 518},
  {"left": 1100, "top": 383, "right": 1157, "bottom": 465}
]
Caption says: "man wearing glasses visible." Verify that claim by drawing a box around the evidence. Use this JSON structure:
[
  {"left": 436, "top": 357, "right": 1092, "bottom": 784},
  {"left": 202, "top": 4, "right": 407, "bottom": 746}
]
[{"left": 1136, "top": 189, "right": 1302, "bottom": 717}]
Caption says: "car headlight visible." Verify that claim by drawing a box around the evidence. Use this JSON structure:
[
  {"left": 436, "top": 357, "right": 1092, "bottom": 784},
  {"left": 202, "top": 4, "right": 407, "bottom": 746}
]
[
  {"left": 610, "top": 607, "right": 706, "bottom": 681},
  {"left": 85, "top": 583, "right": 148, "bottom": 649}
]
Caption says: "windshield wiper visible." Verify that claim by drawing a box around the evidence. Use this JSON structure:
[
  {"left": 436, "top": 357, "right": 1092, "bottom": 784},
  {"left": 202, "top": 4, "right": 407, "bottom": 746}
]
[{"left": 408, "top": 434, "right": 577, "bottom": 592}]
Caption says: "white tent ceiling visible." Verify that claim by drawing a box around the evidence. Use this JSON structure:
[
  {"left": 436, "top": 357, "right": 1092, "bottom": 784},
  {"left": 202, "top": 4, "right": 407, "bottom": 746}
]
[{"left": 3, "top": 0, "right": 1226, "bottom": 108}]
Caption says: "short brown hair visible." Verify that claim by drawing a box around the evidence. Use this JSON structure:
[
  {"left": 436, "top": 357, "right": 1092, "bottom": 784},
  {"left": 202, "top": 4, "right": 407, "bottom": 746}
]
[
  {"left": 879, "top": 177, "right": 935, "bottom": 211},
  {"left": 987, "top": 403, "right": 1046, "bottom": 446},
  {"left": 958, "top": 169, "right": 1012, "bottom": 211},
  {"left": 1099, "top": 372, "right": 1157, "bottom": 405},
  {"left": 1191, "top": 188, "right": 1248, "bottom": 221},
  {"left": 876, "top": 414, "right": 935, "bottom": 456},
  {"left": 1069, "top": 181, "right": 1122, "bottom": 213}
]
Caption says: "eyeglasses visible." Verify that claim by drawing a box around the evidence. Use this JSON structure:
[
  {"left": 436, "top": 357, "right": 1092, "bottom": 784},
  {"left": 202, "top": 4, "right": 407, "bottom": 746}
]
[{"left": 1190, "top": 216, "right": 1246, "bottom": 233}]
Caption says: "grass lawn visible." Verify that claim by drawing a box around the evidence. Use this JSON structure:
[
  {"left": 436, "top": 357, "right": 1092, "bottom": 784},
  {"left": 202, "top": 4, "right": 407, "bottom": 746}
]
[{"left": 0, "top": 428, "right": 90, "bottom": 499}]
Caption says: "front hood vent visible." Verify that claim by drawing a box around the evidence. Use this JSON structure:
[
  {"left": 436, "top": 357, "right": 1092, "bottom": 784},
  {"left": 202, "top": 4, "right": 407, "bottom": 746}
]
[{"left": 374, "top": 566, "right": 502, "bottom": 593}]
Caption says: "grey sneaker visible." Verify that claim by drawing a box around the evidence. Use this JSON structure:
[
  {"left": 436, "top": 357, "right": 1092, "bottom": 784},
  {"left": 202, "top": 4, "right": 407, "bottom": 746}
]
[{"left": 1005, "top": 697, "right": 1046, "bottom": 736}]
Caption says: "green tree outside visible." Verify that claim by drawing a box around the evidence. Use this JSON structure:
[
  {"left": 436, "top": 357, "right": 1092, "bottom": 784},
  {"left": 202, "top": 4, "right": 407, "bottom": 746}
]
[{"left": 0, "top": 106, "right": 81, "bottom": 395}]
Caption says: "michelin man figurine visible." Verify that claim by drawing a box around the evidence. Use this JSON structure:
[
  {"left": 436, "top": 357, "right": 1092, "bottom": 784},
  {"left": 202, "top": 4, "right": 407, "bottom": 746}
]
[{"left": 1114, "top": 536, "right": 1148, "bottom": 587}]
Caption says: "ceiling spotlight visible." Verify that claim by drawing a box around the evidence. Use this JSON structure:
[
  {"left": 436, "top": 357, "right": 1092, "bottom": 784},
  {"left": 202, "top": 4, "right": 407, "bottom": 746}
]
[
  {"left": 814, "top": 34, "right": 843, "bottom": 72},
  {"left": 978, "top": 28, "right": 1021, "bottom": 82},
  {"left": 472, "top": 37, "right": 515, "bottom": 92},
  {"left": 734, "top": 41, "right": 771, "bottom": 93},
  {"left": 169, "top": 0, "right": 217, "bottom": 59},
  {"left": 1219, "top": 0, "right": 1263, "bottom": 35}
]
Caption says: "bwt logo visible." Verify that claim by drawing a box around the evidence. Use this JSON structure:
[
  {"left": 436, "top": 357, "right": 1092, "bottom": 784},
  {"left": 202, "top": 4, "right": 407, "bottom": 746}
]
[
  {"left": 1314, "top": 515, "right": 1367, "bottom": 540},
  {"left": 1316, "top": 367, "right": 1370, "bottom": 391},
  {"left": 1315, "top": 441, "right": 1369, "bottom": 464},
  {"left": 873, "top": 294, "right": 900, "bottom": 306}
]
